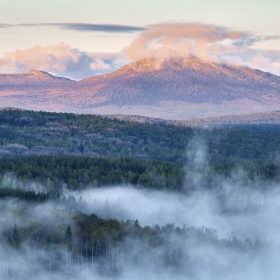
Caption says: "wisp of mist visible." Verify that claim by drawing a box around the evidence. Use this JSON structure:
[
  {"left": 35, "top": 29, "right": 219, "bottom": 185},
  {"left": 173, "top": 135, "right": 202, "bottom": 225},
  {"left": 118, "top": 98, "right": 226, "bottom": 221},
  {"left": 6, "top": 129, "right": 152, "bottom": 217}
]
[{"left": 2, "top": 136, "right": 280, "bottom": 279}]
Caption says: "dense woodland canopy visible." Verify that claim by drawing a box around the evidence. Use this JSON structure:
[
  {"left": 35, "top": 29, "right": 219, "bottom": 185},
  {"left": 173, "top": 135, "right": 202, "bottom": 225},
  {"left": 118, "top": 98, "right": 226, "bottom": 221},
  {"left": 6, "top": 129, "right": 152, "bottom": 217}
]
[
  {"left": 0, "top": 156, "right": 184, "bottom": 191},
  {"left": 0, "top": 156, "right": 280, "bottom": 194},
  {"left": 1, "top": 109, "right": 280, "bottom": 162}
]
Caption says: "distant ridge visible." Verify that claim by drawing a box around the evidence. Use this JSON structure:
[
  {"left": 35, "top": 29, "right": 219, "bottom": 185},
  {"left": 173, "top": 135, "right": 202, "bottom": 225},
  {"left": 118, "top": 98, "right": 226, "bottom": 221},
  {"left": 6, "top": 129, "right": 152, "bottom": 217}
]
[
  {"left": 0, "top": 69, "right": 72, "bottom": 80},
  {"left": 107, "top": 110, "right": 280, "bottom": 126},
  {"left": 27, "top": 70, "right": 72, "bottom": 80},
  {"left": 0, "top": 107, "right": 26, "bottom": 111},
  {"left": 2, "top": 107, "right": 280, "bottom": 126},
  {"left": 1, "top": 56, "right": 280, "bottom": 119}
]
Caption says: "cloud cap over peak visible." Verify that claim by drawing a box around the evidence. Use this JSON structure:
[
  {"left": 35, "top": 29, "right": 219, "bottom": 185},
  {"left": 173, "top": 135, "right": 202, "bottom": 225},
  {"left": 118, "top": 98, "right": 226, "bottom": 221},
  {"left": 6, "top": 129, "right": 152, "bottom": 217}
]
[{"left": 122, "top": 21, "right": 280, "bottom": 76}]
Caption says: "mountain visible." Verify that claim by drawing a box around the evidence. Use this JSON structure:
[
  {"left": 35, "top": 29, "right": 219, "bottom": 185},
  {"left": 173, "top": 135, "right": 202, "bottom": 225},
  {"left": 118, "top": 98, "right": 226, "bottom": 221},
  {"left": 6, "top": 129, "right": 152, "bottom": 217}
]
[
  {"left": 1, "top": 55, "right": 280, "bottom": 119},
  {"left": 0, "top": 70, "right": 72, "bottom": 87},
  {"left": 80, "top": 55, "right": 280, "bottom": 105}
]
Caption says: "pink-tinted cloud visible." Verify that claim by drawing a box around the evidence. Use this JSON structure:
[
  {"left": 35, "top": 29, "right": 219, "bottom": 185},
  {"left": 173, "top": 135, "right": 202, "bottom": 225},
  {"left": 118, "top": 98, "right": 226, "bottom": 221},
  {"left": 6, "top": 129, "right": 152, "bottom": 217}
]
[
  {"left": 0, "top": 43, "right": 80, "bottom": 72},
  {"left": 0, "top": 22, "right": 279, "bottom": 78},
  {"left": 124, "top": 22, "right": 247, "bottom": 62},
  {"left": 225, "top": 49, "right": 280, "bottom": 76},
  {"left": 0, "top": 43, "right": 123, "bottom": 79},
  {"left": 123, "top": 22, "right": 280, "bottom": 75}
]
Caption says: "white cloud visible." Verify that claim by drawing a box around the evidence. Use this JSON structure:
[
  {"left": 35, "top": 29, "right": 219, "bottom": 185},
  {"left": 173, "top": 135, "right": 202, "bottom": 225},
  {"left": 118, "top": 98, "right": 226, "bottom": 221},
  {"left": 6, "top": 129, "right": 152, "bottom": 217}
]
[
  {"left": 124, "top": 22, "right": 280, "bottom": 75},
  {"left": 0, "top": 22, "right": 279, "bottom": 78},
  {"left": 0, "top": 42, "right": 123, "bottom": 79},
  {"left": 90, "top": 59, "right": 111, "bottom": 70}
]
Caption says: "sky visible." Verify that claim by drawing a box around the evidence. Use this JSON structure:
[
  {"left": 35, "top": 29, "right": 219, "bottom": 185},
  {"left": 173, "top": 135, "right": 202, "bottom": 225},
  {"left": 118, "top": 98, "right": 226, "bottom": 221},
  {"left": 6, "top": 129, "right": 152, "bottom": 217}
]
[{"left": 0, "top": 0, "right": 280, "bottom": 79}]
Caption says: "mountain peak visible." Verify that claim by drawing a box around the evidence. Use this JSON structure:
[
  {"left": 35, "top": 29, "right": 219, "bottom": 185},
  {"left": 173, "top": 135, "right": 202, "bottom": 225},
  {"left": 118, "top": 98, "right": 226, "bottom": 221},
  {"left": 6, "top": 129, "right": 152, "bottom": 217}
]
[
  {"left": 115, "top": 55, "right": 214, "bottom": 74},
  {"left": 27, "top": 70, "right": 72, "bottom": 81},
  {"left": 116, "top": 58, "right": 162, "bottom": 73},
  {"left": 161, "top": 55, "right": 211, "bottom": 70},
  {"left": 28, "top": 70, "right": 55, "bottom": 79}
]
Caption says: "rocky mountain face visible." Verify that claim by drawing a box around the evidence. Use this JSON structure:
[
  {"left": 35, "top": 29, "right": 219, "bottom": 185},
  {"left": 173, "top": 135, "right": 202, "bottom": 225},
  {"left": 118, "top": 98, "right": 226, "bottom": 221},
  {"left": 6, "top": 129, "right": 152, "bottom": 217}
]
[{"left": 1, "top": 56, "right": 280, "bottom": 119}]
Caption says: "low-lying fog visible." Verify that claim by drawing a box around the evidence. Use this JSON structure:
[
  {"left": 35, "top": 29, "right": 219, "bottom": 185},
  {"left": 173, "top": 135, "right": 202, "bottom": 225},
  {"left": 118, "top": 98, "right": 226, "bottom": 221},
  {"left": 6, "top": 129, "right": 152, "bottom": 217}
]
[
  {"left": 1, "top": 137, "right": 280, "bottom": 279},
  {"left": 68, "top": 184, "right": 280, "bottom": 241},
  {"left": 67, "top": 138, "right": 280, "bottom": 241}
]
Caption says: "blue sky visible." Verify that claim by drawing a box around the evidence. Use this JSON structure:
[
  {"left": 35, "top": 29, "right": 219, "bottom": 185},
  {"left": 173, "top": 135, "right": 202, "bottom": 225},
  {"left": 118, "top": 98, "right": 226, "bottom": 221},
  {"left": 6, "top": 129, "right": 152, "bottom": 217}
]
[{"left": 0, "top": 0, "right": 280, "bottom": 79}]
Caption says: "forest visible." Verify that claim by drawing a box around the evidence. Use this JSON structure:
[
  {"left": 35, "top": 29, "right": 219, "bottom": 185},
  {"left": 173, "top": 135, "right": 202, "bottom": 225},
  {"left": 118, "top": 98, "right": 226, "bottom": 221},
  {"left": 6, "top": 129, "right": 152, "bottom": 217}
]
[
  {"left": 1, "top": 108, "right": 280, "bottom": 279},
  {"left": 1, "top": 108, "right": 280, "bottom": 162}
]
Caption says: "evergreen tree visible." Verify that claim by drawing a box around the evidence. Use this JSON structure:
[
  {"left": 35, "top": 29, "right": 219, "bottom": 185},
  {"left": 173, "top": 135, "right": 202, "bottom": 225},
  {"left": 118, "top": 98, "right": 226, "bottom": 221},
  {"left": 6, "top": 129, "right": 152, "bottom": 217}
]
[{"left": 65, "top": 225, "right": 73, "bottom": 249}]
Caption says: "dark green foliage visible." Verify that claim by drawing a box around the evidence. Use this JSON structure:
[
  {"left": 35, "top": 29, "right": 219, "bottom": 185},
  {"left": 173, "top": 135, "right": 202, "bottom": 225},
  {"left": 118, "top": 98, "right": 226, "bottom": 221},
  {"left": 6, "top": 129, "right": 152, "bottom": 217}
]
[
  {"left": 11, "top": 224, "right": 20, "bottom": 247},
  {"left": 4, "top": 211, "right": 263, "bottom": 265},
  {"left": 0, "top": 156, "right": 184, "bottom": 191},
  {"left": 2, "top": 206, "right": 266, "bottom": 278},
  {"left": 1, "top": 109, "right": 280, "bottom": 163},
  {"left": 0, "top": 187, "right": 50, "bottom": 202},
  {"left": 0, "top": 109, "right": 192, "bottom": 162},
  {"left": 65, "top": 225, "right": 73, "bottom": 249},
  {"left": 1, "top": 155, "right": 280, "bottom": 195},
  {"left": 65, "top": 225, "right": 72, "bottom": 242},
  {"left": 210, "top": 160, "right": 280, "bottom": 182}
]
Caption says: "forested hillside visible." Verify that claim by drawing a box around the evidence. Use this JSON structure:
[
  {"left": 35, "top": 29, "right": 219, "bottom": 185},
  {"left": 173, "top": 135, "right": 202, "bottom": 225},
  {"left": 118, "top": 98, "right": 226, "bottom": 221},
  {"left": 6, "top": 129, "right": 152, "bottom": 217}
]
[
  {"left": 0, "top": 156, "right": 184, "bottom": 191},
  {"left": 1, "top": 108, "right": 280, "bottom": 162},
  {"left": 1, "top": 156, "right": 280, "bottom": 194}
]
